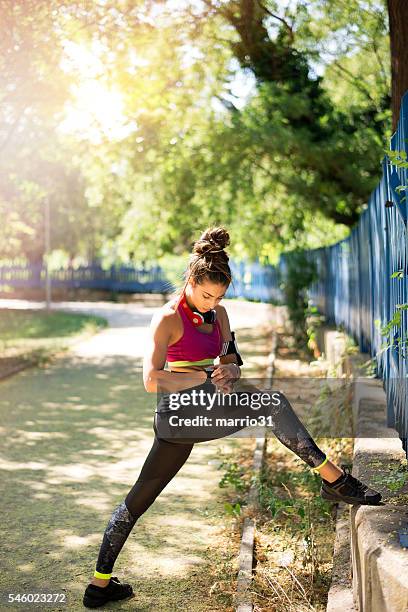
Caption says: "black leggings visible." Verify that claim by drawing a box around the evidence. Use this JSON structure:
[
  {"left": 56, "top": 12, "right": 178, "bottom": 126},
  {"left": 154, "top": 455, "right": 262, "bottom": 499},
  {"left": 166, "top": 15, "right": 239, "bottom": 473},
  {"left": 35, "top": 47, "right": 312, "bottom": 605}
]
[{"left": 93, "top": 383, "right": 326, "bottom": 576}]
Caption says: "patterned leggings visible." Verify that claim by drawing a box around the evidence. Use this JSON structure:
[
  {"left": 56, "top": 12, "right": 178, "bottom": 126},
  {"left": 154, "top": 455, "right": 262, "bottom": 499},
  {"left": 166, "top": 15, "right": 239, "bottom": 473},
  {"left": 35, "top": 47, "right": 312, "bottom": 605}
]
[{"left": 93, "top": 382, "right": 326, "bottom": 576}]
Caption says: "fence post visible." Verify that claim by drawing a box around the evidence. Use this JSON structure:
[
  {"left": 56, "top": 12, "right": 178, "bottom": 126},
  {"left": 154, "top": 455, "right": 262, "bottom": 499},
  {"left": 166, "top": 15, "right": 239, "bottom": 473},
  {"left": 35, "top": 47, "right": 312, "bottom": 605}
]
[{"left": 44, "top": 196, "right": 51, "bottom": 310}]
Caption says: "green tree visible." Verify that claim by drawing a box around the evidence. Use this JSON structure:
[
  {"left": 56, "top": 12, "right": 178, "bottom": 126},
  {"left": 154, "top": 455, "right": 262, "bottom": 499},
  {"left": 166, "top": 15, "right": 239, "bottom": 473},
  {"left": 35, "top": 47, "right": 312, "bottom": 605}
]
[
  {"left": 0, "top": 0, "right": 86, "bottom": 262},
  {"left": 0, "top": 0, "right": 393, "bottom": 266}
]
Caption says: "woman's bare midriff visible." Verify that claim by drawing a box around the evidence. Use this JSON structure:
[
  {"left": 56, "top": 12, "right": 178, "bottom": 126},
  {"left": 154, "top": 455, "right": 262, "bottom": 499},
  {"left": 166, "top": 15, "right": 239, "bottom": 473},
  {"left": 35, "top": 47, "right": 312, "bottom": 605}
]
[{"left": 169, "top": 366, "right": 214, "bottom": 373}]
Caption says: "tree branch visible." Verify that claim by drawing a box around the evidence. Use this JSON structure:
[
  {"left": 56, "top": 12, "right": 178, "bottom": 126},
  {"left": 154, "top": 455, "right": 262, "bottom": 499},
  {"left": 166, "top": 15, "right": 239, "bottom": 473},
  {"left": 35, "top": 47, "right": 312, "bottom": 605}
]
[
  {"left": 330, "top": 60, "right": 376, "bottom": 106},
  {"left": 371, "top": 38, "right": 388, "bottom": 88},
  {"left": 257, "top": 0, "right": 295, "bottom": 43}
]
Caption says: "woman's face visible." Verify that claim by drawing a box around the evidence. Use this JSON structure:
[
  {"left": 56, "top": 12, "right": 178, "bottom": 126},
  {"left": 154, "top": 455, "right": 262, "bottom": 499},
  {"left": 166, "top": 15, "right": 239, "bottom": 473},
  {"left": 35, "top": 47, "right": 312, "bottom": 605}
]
[{"left": 187, "top": 278, "right": 228, "bottom": 312}]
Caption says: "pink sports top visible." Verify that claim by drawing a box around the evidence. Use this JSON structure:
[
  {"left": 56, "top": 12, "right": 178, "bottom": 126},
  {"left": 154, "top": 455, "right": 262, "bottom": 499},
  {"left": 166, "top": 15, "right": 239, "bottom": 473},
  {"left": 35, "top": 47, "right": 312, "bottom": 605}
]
[{"left": 166, "top": 300, "right": 223, "bottom": 368}]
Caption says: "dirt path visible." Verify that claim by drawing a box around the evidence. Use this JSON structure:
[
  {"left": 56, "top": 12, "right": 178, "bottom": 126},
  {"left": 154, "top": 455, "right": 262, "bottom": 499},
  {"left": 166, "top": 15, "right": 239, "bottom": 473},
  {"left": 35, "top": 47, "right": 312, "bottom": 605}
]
[{"left": 0, "top": 298, "right": 274, "bottom": 611}]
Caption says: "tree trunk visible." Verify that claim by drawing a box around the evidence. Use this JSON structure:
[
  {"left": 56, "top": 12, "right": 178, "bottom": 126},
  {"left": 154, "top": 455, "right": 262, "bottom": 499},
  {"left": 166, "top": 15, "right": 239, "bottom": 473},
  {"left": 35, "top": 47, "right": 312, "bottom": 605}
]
[{"left": 387, "top": 0, "right": 408, "bottom": 131}]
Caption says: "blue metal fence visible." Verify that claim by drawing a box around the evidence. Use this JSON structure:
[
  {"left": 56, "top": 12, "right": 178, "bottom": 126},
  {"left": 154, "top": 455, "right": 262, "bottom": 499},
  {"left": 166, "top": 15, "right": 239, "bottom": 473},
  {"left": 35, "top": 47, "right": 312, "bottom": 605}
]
[
  {"left": 0, "top": 263, "right": 173, "bottom": 294},
  {"left": 305, "top": 91, "right": 408, "bottom": 455},
  {"left": 0, "top": 260, "right": 284, "bottom": 302},
  {"left": 226, "top": 260, "right": 284, "bottom": 303},
  {"left": 225, "top": 92, "right": 408, "bottom": 455}
]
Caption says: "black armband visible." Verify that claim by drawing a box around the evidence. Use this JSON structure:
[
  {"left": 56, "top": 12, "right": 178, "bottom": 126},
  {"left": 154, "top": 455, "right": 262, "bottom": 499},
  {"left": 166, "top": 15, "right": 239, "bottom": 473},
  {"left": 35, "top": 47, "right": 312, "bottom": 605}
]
[{"left": 220, "top": 331, "right": 243, "bottom": 366}]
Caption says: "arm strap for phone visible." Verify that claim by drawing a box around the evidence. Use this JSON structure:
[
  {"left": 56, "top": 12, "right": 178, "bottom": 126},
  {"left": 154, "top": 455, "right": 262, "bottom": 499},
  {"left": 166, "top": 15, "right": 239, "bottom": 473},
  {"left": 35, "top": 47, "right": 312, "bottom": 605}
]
[{"left": 220, "top": 331, "right": 243, "bottom": 366}]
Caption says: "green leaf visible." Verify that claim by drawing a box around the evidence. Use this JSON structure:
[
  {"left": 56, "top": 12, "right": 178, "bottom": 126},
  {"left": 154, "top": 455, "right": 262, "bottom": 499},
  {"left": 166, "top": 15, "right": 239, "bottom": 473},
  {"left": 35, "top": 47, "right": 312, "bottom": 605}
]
[{"left": 391, "top": 270, "right": 404, "bottom": 279}]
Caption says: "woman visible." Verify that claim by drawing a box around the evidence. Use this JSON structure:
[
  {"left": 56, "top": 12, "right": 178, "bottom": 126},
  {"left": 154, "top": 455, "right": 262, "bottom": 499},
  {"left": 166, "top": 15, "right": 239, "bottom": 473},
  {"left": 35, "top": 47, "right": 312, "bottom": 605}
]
[{"left": 83, "top": 226, "right": 381, "bottom": 608}]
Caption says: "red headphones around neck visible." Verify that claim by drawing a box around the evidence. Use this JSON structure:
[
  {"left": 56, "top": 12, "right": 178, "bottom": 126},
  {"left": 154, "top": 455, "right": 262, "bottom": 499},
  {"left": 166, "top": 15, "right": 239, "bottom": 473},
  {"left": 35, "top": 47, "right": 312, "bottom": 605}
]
[{"left": 179, "top": 292, "right": 217, "bottom": 327}]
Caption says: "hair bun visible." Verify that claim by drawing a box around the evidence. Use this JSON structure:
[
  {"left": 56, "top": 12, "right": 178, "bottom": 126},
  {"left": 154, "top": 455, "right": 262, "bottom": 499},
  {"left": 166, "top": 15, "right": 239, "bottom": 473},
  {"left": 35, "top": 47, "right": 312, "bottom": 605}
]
[{"left": 193, "top": 226, "right": 230, "bottom": 257}]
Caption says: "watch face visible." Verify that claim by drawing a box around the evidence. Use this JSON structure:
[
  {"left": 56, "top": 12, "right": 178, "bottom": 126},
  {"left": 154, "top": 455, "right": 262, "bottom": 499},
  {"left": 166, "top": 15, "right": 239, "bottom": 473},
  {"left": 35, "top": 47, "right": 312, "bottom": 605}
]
[{"left": 202, "top": 309, "right": 216, "bottom": 324}]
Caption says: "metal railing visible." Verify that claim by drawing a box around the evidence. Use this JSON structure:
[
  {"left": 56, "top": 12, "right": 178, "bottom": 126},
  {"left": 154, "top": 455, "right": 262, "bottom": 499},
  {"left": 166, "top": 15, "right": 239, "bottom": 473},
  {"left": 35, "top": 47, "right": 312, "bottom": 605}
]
[
  {"left": 306, "top": 91, "right": 408, "bottom": 455},
  {"left": 0, "top": 263, "right": 173, "bottom": 294},
  {"left": 0, "top": 259, "right": 284, "bottom": 302}
]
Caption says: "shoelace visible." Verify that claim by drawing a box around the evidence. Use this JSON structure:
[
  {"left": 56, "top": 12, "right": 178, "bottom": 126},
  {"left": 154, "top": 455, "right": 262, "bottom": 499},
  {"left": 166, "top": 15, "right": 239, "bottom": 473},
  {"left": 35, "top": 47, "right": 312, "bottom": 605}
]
[{"left": 341, "top": 465, "right": 368, "bottom": 493}]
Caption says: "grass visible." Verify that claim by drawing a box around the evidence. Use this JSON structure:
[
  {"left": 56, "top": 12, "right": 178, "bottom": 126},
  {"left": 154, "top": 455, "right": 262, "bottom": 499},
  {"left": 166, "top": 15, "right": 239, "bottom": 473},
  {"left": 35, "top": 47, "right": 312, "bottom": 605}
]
[
  {"left": 258, "top": 456, "right": 332, "bottom": 530},
  {"left": 0, "top": 309, "right": 107, "bottom": 341},
  {"left": 0, "top": 309, "right": 108, "bottom": 375},
  {"left": 369, "top": 458, "right": 408, "bottom": 493},
  {"left": 252, "top": 438, "right": 348, "bottom": 611},
  {"left": 218, "top": 436, "right": 351, "bottom": 612}
]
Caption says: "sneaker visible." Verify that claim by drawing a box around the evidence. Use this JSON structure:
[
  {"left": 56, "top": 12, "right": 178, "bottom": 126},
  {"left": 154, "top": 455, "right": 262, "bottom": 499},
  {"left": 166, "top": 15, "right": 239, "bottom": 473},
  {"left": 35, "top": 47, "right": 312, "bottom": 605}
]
[
  {"left": 320, "top": 465, "right": 382, "bottom": 506},
  {"left": 83, "top": 576, "right": 134, "bottom": 608}
]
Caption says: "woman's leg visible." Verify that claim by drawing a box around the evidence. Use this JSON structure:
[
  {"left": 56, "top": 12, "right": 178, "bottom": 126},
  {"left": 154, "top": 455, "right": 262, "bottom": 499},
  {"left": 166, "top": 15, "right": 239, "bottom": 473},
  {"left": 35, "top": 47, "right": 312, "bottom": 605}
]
[
  {"left": 229, "top": 386, "right": 342, "bottom": 479},
  {"left": 91, "top": 435, "right": 194, "bottom": 582},
  {"left": 262, "top": 390, "right": 329, "bottom": 468},
  {"left": 155, "top": 382, "right": 329, "bottom": 467},
  {"left": 155, "top": 381, "right": 339, "bottom": 476}
]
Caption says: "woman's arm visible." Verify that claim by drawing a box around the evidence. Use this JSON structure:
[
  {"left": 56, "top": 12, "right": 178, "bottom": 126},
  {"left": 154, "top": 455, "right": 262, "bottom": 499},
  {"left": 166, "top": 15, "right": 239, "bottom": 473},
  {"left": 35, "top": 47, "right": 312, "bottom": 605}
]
[
  {"left": 143, "top": 310, "right": 207, "bottom": 393},
  {"left": 211, "top": 306, "right": 241, "bottom": 385}
]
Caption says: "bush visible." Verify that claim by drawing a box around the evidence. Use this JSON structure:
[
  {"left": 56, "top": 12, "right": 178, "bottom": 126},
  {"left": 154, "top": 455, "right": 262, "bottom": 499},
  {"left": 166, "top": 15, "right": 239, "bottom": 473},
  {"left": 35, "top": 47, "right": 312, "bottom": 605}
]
[{"left": 279, "top": 250, "right": 318, "bottom": 351}]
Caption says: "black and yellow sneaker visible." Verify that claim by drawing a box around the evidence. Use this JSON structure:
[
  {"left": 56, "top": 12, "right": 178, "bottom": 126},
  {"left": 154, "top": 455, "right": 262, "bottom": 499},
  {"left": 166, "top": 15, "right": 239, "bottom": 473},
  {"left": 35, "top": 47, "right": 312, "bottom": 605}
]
[
  {"left": 320, "top": 465, "right": 382, "bottom": 506},
  {"left": 83, "top": 576, "right": 134, "bottom": 608}
]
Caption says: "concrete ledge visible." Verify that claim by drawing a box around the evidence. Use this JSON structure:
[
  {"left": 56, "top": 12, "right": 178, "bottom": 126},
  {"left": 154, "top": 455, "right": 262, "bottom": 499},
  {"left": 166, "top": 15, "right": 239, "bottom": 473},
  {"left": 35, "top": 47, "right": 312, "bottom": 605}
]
[
  {"left": 351, "top": 503, "right": 408, "bottom": 612},
  {"left": 236, "top": 517, "right": 256, "bottom": 610},
  {"left": 326, "top": 501, "right": 356, "bottom": 612},
  {"left": 321, "top": 328, "right": 408, "bottom": 611},
  {"left": 351, "top": 398, "right": 408, "bottom": 612}
]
